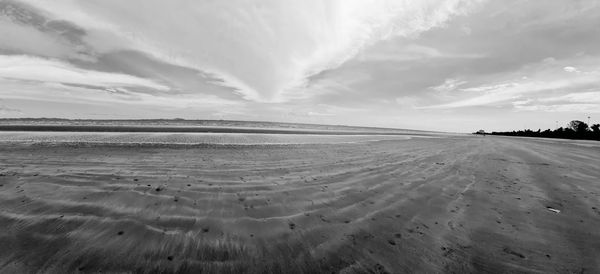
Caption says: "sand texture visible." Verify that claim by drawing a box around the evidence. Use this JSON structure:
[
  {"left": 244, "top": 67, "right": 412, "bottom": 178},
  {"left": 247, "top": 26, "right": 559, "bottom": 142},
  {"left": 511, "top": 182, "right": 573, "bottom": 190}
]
[
  {"left": 0, "top": 136, "right": 599, "bottom": 273},
  {"left": 0, "top": 132, "right": 414, "bottom": 145}
]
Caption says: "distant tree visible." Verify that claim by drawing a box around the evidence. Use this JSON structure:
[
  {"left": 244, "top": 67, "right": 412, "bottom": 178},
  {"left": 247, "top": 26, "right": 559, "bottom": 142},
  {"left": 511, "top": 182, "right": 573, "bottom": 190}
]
[
  {"left": 475, "top": 130, "right": 486, "bottom": 134},
  {"left": 564, "top": 127, "right": 575, "bottom": 135},
  {"left": 568, "top": 120, "right": 589, "bottom": 133},
  {"left": 487, "top": 121, "right": 599, "bottom": 141}
]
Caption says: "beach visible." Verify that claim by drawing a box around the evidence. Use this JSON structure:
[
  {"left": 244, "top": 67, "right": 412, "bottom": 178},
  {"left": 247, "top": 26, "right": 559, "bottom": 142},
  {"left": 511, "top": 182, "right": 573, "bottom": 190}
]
[{"left": 1, "top": 134, "right": 599, "bottom": 273}]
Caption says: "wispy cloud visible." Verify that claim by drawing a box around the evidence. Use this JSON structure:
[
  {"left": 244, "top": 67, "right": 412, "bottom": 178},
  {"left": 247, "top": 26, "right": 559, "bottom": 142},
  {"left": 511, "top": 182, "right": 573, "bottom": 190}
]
[
  {"left": 0, "top": 79, "right": 240, "bottom": 110},
  {"left": 0, "top": 55, "right": 169, "bottom": 91},
  {"left": 422, "top": 56, "right": 600, "bottom": 110},
  {"left": 511, "top": 91, "right": 600, "bottom": 113},
  {"left": 20, "top": 0, "right": 485, "bottom": 102},
  {"left": 357, "top": 44, "right": 483, "bottom": 62},
  {"left": 430, "top": 78, "right": 468, "bottom": 93},
  {"left": 0, "top": 1, "right": 94, "bottom": 60}
]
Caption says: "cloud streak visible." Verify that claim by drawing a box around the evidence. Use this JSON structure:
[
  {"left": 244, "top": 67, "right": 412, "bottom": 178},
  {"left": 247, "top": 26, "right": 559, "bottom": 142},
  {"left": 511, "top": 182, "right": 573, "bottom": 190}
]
[
  {"left": 423, "top": 55, "right": 600, "bottom": 110},
  {"left": 0, "top": 55, "right": 169, "bottom": 91},
  {"left": 20, "top": 0, "right": 484, "bottom": 102}
]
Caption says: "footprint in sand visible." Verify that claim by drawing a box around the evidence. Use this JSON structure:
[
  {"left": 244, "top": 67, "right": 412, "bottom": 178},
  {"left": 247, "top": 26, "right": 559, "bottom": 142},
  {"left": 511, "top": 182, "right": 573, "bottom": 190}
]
[{"left": 502, "top": 247, "right": 526, "bottom": 259}]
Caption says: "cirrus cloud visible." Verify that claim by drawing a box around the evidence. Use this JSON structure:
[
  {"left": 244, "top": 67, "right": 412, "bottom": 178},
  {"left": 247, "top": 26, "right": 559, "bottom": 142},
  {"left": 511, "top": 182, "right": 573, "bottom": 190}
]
[
  {"left": 0, "top": 55, "right": 169, "bottom": 91},
  {"left": 20, "top": 0, "right": 485, "bottom": 102}
]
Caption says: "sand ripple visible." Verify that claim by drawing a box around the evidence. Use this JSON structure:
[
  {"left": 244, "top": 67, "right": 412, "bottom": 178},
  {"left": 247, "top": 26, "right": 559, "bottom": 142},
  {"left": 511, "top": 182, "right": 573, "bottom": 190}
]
[{"left": 1, "top": 136, "right": 600, "bottom": 273}]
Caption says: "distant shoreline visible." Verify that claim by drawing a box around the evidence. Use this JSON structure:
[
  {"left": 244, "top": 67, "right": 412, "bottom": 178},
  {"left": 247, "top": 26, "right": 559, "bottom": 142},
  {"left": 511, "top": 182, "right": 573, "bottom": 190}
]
[
  {"left": 0, "top": 125, "right": 436, "bottom": 136},
  {"left": 0, "top": 118, "right": 432, "bottom": 133},
  {"left": 0, "top": 118, "right": 447, "bottom": 135}
]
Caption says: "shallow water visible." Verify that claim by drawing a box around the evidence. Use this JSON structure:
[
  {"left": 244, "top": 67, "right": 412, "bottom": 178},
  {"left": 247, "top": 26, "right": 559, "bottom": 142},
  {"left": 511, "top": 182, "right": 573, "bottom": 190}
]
[{"left": 0, "top": 132, "right": 416, "bottom": 145}]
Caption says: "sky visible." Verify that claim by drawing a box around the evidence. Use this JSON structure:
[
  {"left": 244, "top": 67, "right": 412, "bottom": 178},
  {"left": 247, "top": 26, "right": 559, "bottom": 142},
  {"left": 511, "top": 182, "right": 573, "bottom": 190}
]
[{"left": 1, "top": 0, "right": 599, "bottom": 132}]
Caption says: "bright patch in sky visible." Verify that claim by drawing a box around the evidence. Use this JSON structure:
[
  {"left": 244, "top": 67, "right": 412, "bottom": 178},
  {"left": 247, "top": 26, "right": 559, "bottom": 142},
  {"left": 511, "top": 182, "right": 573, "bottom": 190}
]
[{"left": 1, "top": 0, "right": 599, "bottom": 131}]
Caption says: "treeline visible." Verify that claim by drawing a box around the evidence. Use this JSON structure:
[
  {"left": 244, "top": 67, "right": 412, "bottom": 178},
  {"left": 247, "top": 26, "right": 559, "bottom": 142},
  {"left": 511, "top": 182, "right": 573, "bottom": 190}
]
[{"left": 475, "top": 120, "right": 600, "bottom": 141}]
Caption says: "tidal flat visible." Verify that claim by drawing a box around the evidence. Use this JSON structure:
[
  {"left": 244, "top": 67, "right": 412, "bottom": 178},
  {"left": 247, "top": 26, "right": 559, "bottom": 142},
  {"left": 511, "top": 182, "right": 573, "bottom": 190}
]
[{"left": 0, "top": 133, "right": 599, "bottom": 273}]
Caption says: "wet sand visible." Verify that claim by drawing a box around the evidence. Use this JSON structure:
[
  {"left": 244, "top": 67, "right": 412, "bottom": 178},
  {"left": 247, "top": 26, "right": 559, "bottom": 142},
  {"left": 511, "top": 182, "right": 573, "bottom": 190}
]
[
  {"left": 0, "top": 135, "right": 599, "bottom": 273},
  {"left": 0, "top": 132, "right": 415, "bottom": 145}
]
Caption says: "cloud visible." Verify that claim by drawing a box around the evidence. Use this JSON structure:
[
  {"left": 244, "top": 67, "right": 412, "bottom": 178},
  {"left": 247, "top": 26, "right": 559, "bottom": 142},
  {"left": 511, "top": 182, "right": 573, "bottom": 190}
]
[
  {"left": 563, "top": 66, "right": 579, "bottom": 73},
  {"left": 0, "top": 55, "right": 169, "bottom": 91},
  {"left": 513, "top": 91, "right": 600, "bottom": 113},
  {"left": 430, "top": 78, "right": 468, "bottom": 92},
  {"left": 0, "top": 79, "right": 240, "bottom": 110},
  {"left": 20, "top": 0, "right": 485, "bottom": 102},
  {"left": 540, "top": 91, "right": 600, "bottom": 104},
  {"left": 0, "top": 19, "right": 72, "bottom": 58},
  {"left": 513, "top": 104, "right": 600, "bottom": 113},
  {"left": 422, "top": 54, "right": 600, "bottom": 109},
  {"left": 422, "top": 78, "right": 595, "bottom": 109},
  {"left": 0, "top": 1, "right": 94, "bottom": 60},
  {"left": 357, "top": 43, "right": 483, "bottom": 62}
]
